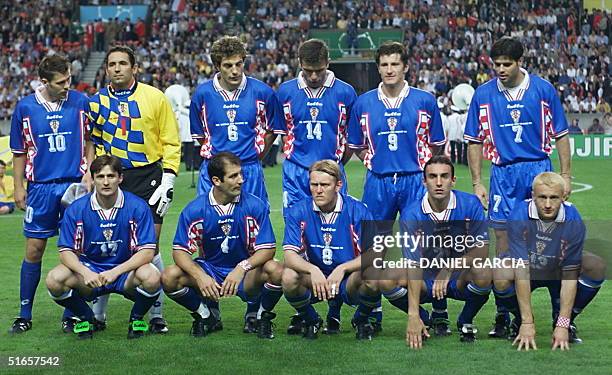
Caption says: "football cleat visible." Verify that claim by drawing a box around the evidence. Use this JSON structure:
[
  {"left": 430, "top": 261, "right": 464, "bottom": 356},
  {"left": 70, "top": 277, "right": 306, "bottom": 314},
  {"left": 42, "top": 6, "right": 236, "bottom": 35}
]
[
  {"left": 569, "top": 324, "right": 583, "bottom": 344},
  {"left": 287, "top": 314, "right": 304, "bottom": 335},
  {"left": 459, "top": 323, "right": 477, "bottom": 343},
  {"left": 128, "top": 319, "right": 148, "bottom": 340},
  {"left": 8, "top": 318, "right": 32, "bottom": 335},
  {"left": 189, "top": 312, "right": 218, "bottom": 338},
  {"left": 93, "top": 318, "right": 107, "bottom": 332},
  {"left": 355, "top": 320, "right": 374, "bottom": 341},
  {"left": 302, "top": 318, "right": 323, "bottom": 340},
  {"left": 489, "top": 313, "right": 510, "bottom": 338},
  {"left": 432, "top": 317, "right": 452, "bottom": 336},
  {"left": 243, "top": 315, "right": 257, "bottom": 334},
  {"left": 323, "top": 317, "right": 341, "bottom": 335},
  {"left": 256, "top": 311, "right": 276, "bottom": 339},
  {"left": 73, "top": 321, "right": 93, "bottom": 340},
  {"left": 62, "top": 317, "right": 80, "bottom": 333},
  {"left": 149, "top": 317, "right": 169, "bottom": 334}
]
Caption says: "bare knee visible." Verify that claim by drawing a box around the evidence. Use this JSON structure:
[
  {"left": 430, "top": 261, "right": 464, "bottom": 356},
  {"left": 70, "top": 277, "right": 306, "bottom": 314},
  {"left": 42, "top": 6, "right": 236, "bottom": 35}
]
[
  {"left": 281, "top": 267, "right": 300, "bottom": 292},
  {"left": 581, "top": 252, "right": 607, "bottom": 280},
  {"left": 378, "top": 279, "right": 400, "bottom": 293},
  {"left": 45, "top": 266, "right": 70, "bottom": 294},
  {"left": 136, "top": 264, "right": 161, "bottom": 292},
  {"left": 263, "top": 260, "right": 284, "bottom": 285},
  {"left": 161, "top": 265, "right": 184, "bottom": 292},
  {"left": 25, "top": 239, "right": 46, "bottom": 263}
]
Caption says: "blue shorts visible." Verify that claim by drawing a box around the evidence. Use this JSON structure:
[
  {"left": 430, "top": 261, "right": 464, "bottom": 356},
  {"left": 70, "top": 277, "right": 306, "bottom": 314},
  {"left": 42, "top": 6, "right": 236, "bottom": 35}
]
[
  {"left": 420, "top": 278, "right": 467, "bottom": 303},
  {"left": 197, "top": 159, "right": 268, "bottom": 203},
  {"left": 364, "top": 171, "right": 425, "bottom": 221},
  {"left": 309, "top": 274, "right": 358, "bottom": 306},
  {"left": 282, "top": 159, "right": 348, "bottom": 210},
  {"left": 79, "top": 258, "right": 131, "bottom": 300},
  {"left": 195, "top": 258, "right": 249, "bottom": 301},
  {"left": 0, "top": 202, "right": 15, "bottom": 213},
  {"left": 489, "top": 159, "right": 552, "bottom": 228},
  {"left": 24, "top": 180, "right": 79, "bottom": 238}
]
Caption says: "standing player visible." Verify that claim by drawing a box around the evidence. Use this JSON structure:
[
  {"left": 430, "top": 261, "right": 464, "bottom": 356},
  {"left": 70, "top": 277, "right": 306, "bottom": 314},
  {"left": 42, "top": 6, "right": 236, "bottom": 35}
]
[
  {"left": 500, "top": 172, "right": 605, "bottom": 350},
  {"left": 45, "top": 155, "right": 161, "bottom": 339},
  {"left": 464, "top": 37, "right": 572, "bottom": 337},
  {"left": 87, "top": 45, "right": 180, "bottom": 334},
  {"left": 282, "top": 160, "right": 381, "bottom": 340},
  {"left": 162, "top": 152, "right": 284, "bottom": 339},
  {"left": 274, "top": 39, "right": 358, "bottom": 334},
  {"left": 388, "top": 156, "right": 491, "bottom": 348},
  {"left": 190, "top": 36, "right": 278, "bottom": 200},
  {"left": 347, "top": 41, "right": 448, "bottom": 334},
  {"left": 9, "top": 55, "right": 91, "bottom": 334}
]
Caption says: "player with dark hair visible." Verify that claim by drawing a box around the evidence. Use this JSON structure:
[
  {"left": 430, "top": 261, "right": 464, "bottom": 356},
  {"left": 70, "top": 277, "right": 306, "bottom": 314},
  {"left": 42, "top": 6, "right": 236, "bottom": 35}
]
[
  {"left": 348, "top": 41, "right": 448, "bottom": 334},
  {"left": 380, "top": 156, "right": 492, "bottom": 348},
  {"left": 162, "top": 152, "right": 283, "bottom": 339},
  {"left": 45, "top": 155, "right": 160, "bottom": 340},
  {"left": 496, "top": 172, "right": 605, "bottom": 350},
  {"left": 282, "top": 160, "right": 381, "bottom": 340},
  {"left": 190, "top": 36, "right": 278, "bottom": 200},
  {"left": 87, "top": 44, "right": 180, "bottom": 334},
  {"left": 464, "top": 37, "right": 572, "bottom": 338},
  {"left": 9, "top": 54, "right": 91, "bottom": 334},
  {"left": 274, "top": 38, "right": 358, "bottom": 334}
]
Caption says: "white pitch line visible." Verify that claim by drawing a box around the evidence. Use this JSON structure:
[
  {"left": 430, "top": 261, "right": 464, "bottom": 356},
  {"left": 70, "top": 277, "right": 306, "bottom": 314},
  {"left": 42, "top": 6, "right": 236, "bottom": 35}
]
[{"left": 571, "top": 181, "right": 593, "bottom": 193}]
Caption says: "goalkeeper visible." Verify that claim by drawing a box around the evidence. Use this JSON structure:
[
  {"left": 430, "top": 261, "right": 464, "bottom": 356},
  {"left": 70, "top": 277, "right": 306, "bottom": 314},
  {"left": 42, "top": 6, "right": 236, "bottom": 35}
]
[{"left": 86, "top": 45, "right": 180, "bottom": 334}]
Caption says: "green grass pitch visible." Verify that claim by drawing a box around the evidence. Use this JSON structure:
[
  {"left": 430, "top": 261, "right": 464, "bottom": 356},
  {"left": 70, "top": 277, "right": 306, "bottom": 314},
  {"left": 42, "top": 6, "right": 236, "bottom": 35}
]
[{"left": 0, "top": 158, "right": 610, "bottom": 375}]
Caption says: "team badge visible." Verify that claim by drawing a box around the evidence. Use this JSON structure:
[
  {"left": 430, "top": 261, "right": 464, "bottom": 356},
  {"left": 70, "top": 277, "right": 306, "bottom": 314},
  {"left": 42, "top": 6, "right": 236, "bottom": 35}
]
[
  {"left": 309, "top": 107, "right": 319, "bottom": 123},
  {"left": 323, "top": 232, "right": 333, "bottom": 248},
  {"left": 118, "top": 102, "right": 129, "bottom": 117},
  {"left": 103, "top": 229, "right": 113, "bottom": 242},
  {"left": 510, "top": 109, "right": 521, "bottom": 124},
  {"left": 49, "top": 120, "right": 60, "bottom": 134},
  {"left": 226, "top": 109, "right": 237, "bottom": 124},
  {"left": 535, "top": 240, "right": 546, "bottom": 254},
  {"left": 387, "top": 117, "right": 398, "bottom": 130},
  {"left": 221, "top": 223, "right": 232, "bottom": 236}
]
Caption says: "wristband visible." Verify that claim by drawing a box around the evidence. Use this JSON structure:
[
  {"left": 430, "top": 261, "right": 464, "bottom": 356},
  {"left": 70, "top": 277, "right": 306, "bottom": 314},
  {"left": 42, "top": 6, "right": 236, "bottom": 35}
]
[
  {"left": 556, "top": 316, "right": 570, "bottom": 329},
  {"left": 238, "top": 260, "right": 253, "bottom": 272}
]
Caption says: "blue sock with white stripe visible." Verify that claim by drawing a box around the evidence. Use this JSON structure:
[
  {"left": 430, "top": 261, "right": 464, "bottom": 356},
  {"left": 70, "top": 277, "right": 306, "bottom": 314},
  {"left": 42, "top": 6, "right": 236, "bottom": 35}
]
[
  {"left": 258, "top": 283, "right": 283, "bottom": 318},
  {"left": 458, "top": 282, "right": 491, "bottom": 326},
  {"left": 572, "top": 276, "right": 604, "bottom": 322},
  {"left": 286, "top": 291, "right": 319, "bottom": 324},
  {"left": 49, "top": 289, "right": 94, "bottom": 323},
  {"left": 131, "top": 287, "right": 162, "bottom": 321}
]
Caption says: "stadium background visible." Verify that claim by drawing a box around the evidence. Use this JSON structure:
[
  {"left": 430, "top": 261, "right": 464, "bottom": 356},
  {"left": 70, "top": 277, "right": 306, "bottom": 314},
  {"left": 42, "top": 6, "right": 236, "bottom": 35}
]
[{"left": 0, "top": 1, "right": 610, "bottom": 374}]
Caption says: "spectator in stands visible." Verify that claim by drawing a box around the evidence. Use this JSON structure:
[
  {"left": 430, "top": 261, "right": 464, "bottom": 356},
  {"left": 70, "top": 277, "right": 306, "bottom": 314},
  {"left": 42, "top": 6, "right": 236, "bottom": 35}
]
[
  {"left": 0, "top": 160, "right": 15, "bottom": 215},
  {"left": 568, "top": 118, "right": 583, "bottom": 134},
  {"left": 587, "top": 118, "right": 605, "bottom": 134}
]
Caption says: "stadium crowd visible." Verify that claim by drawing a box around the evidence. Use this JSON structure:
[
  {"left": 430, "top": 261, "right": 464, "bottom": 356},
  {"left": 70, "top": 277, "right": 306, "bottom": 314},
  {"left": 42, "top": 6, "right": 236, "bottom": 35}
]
[{"left": 0, "top": 0, "right": 610, "bottom": 123}]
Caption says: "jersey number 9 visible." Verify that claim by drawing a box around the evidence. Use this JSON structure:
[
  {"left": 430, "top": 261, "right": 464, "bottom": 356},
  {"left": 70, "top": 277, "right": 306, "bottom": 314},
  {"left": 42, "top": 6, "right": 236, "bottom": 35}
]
[{"left": 388, "top": 133, "right": 398, "bottom": 151}]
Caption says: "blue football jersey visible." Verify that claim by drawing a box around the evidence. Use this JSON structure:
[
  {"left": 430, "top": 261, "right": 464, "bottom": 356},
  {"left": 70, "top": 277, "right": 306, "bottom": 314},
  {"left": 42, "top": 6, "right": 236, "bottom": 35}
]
[
  {"left": 173, "top": 189, "right": 276, "bottom": 268},
  {"left": 58, "top": 190, "right": 156, "bottom": 267},
  {"left": 10, "top": 88, "right": 89, "bottom": 182},
  {"left": 508, "top": 199, "right": 583, "bottom": 275},
  {"left": 347, "top": 83, "right": 446, "bottom": 174},
  {"left": 274, "top": 72, "right": 357, "bottom": 168},
  {"left": 189, "top": 74, "right": 279, "bottom": 163},
  {"left": 283, "top": 194, "right": 373, "bottom": 276},
  {"left": 400, "top": 190, "right": 489, "bottom": 275},
  {"left": 464, "top": 72, "right": 568, "bottom": 165}
]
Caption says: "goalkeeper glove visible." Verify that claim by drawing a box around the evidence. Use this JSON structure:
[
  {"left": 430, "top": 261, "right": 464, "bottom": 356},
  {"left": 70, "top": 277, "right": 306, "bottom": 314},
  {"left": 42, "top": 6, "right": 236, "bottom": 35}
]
[{"left": 149, "top": 172, "right": 175, "bottom": 217}]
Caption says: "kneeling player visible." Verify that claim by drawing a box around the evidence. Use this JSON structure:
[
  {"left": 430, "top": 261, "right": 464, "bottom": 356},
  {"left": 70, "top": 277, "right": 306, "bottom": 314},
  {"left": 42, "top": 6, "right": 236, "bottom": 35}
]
[
  {"left": 45, "top": 155, "right": 161, "bottom": 339},
  {"left": 162, "top": 152, "right": 283, "bottom": 339},
  {"left": 401, "top": 156, "right": 492, "bottom": 349},
  {"left": 282, "top": 160, "right": 380, "bottom": 340},
  {"left": 496, "top": 172, "right": 605, "bottom": 351}
]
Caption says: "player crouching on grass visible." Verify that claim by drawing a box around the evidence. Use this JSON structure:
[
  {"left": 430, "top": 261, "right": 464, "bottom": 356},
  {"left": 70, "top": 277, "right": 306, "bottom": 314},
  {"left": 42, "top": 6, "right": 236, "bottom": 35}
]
[
  {"left": 281, "top": 160, "right": 381, "bottom": 340},
  {"left": 398, "top": 156, "right": 493, "bottom": 348},
  {"left": 45, "top": 155, "right": 161, "bottom": 339},
  {"left": 493, "top": 172, "right": 606, "bottom": 351},
  {"left": 162, "top": 152, "right": 283, "bottom": 339}
]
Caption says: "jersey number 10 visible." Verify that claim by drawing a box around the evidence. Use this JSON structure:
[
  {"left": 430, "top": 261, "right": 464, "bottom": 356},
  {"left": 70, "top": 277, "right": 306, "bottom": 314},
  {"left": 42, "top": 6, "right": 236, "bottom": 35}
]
[{"left": 47, "top": 134, "right": 66, "bottom": 152}]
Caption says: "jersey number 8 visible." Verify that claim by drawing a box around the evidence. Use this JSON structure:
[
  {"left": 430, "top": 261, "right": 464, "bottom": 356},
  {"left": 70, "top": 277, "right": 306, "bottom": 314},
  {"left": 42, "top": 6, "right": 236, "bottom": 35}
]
[{"left": 322, "top": 247, "right": 333, "bottom": 265}]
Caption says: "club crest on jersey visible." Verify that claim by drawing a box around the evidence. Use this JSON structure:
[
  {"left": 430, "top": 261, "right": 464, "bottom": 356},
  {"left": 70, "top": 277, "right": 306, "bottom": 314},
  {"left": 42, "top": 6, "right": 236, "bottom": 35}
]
[
  {"left": 226, "top": 109, "right": 237, "bottom": 124},
  {"left": 510, "top": 109, "right": 521, "bottom": 124},
  {"left": 221, "top": 223, "right": 232, "bottom": 236},
  {"left": 118, "top": 102, "right": 129, "bottom": 117},
  {"left": 49, "top": 120, "right": 60, "bottom": 133},
  {"left": 103, "top": 229, "right": 113, "bottom": 242},
  {"left": 536, "top": 240, "right": 546, "bottom": 254},
  {"left": 323, "top": 232, "right": 333, "bottom": 247},
  {"left": 310, "top": 107, "right": 319, "bottom": 122},
  {"left": 387, "top": 117, "right": 398, "bottom": 130}
]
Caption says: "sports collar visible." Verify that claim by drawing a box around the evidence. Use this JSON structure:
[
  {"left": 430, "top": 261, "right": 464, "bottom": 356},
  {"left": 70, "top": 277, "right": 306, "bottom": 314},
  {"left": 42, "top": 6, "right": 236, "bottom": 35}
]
[
  {"left": 312, "top": 193, "right": 343, "bottom": 213},
  {"left": 109, "top": 79, "right": 137, "bottom": 97},
  {"left": 90, "top": 188, "right": 125, "bottom": 211},
  {"left": 297, "top": 70, "right": 336, "bottom": 90},
  {"left": 528, "top": 199, "right": 566, "bottom": 222},
  {"left": 421, "top": 190, "right": 457, "bottom": 214}
]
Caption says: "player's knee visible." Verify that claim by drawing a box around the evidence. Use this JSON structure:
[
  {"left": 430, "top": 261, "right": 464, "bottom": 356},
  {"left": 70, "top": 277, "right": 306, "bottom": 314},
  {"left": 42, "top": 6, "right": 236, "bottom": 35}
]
[
  {"left": 45, "top": 267, "right": 68, "bottom": 293},
  {"left": 493, "top": 279, "right": 512, "bottom": 291},
  {"left": 25, "top": 244, "right": 45, "bottom": 263},
  {"left": 378, "top": 279, "right": 398, "bottom": 293},
  {"left": 362, "top": 279, "right": 379, "bottom": 293},
  {"left": 281, "top": 267, "right": 300, "bottom": 291},
  {"left": 161, "top": 265, "right": 183, "bottom": 292},
  {"left": 470, "top": 266, "right": 492, "bottom": 286},
  {"left": 264, "top": 260, "right": 283, "bottom": 285},
  {"left": 137, "top": 264, "right": 161, "bottom": 292},
  {"left": 581, "top": 252, "right": 607, "bottom": 280}
]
